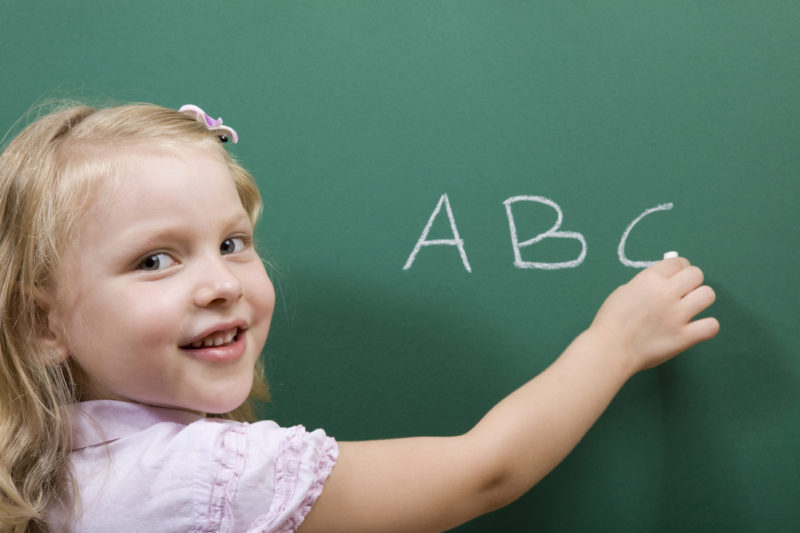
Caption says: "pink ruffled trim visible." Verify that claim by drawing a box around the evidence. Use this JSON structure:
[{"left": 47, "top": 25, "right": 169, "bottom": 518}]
[
  {"left": 201, "top": 424, "right": 248, "bottom": 533},
  {"left": 248, "top": 426, "right": 338, "bottom": 533}
]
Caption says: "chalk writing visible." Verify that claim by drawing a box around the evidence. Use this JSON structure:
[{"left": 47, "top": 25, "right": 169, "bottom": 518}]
[
  {"left": 617, "top": 203, "right": 674, "bottom": 268},
  {"left": 504, "top": 195, "right": 587, "bottom": 270},
  {"left": 403, "top": 193, "right": 472, "bottom": 272},
  {"left": 403, "top": 195, "right": 674, "bottom": 272}
]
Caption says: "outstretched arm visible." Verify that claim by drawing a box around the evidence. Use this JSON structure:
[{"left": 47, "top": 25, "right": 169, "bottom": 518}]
[{"left": 298, "top": 258, "right": 719, "bottom": 533}]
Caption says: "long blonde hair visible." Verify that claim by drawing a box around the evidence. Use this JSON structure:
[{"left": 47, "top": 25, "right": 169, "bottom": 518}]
[{"left": 0, "top": 102, "right": 270, "bottom": 531}]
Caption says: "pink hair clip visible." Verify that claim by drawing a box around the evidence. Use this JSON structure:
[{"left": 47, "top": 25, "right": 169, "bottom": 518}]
[{"left": 178, "top": 104, "right": 239, "bottom": 144}]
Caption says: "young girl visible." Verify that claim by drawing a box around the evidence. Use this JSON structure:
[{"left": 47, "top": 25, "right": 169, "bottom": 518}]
[{"left": 0, "top": 102, "right": 719, "bottom": 533}]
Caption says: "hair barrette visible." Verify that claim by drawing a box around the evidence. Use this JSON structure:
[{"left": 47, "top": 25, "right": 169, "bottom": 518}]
[{"left": 178, "top": 104, "right": 239, "bottom": 144}]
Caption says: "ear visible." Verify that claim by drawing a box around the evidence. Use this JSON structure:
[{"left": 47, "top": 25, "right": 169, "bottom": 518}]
[
  {"left": 42, "top": 338, "right": 70, "bottom": 364},
  {"left": 36, "top": 296, "right": 71, "bottom": 365}
]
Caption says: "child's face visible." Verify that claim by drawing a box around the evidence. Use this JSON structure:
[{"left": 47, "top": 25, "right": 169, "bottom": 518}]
[{"left": 48, "top": 149, "right": 275, "bottom": 414}]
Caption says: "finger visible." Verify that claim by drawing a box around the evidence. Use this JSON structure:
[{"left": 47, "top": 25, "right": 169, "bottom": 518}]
[
  {"left": 683, "top": 316, "right": 720, "bottom": 347},
  {"left": 647, "top": 256, "right": 691, "bottom": 278},
  {"left": 680, "top": 284, "right": 716, "bottom": 319},
  {"left": 671, "top": 265, "right": 705, "bottom": 297}
]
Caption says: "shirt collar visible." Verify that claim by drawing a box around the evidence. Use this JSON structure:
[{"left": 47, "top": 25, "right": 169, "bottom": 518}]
[{"left": 70, "top": 400, "right": 203, "bottom": 450}]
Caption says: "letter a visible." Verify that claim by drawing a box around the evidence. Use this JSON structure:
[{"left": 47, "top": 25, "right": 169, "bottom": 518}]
[{"left": 403, "top": 194, "right": 472, "bottom": 272}]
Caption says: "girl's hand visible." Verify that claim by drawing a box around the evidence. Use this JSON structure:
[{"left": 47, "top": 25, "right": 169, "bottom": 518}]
[{"left": 589, "top": 257, "right": 720, "bottom": 376}]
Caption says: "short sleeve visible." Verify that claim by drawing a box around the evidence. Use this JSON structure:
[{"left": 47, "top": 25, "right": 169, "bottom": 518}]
[{"left": 227, "top": 422, "right": 338, "bottom": 532}]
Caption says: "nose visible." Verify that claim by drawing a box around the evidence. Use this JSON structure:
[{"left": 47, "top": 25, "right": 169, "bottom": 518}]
[{"left": 192, "top": 254, "right": 243, "bottom": 308}]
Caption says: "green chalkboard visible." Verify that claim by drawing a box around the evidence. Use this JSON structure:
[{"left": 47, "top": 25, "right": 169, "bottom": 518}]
[{"left": 2, "top": 2, "right": 798, "bottom": 531}]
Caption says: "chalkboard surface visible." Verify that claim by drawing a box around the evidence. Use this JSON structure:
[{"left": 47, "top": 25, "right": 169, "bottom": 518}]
[{"left": 2, "top": 2, "right": 798, "bottom": 531}]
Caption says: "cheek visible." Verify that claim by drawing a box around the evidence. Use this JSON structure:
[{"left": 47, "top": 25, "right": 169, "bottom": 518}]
[
  {"left": 250, "top": 268, "right": 276, "bottom": 317},
  {"left": 117, "top": 289, "right": 188, "bottom": 343},
  {"left": 244, "top": 265, "right": 276, "bottom": 341},
  {"left": 65, "top": 286, "right": 185, "bottom": 357}
]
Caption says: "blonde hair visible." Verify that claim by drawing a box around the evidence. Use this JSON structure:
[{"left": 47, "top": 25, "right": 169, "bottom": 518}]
[{"left": 0, "top": 102, "right": 270, "bottom": 531}]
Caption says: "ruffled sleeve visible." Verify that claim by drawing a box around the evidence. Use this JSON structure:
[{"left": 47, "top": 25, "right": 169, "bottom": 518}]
[
  {"left": 240, "top": 424, "right": 338, "bottom": 532},
  {"left": 228, "top": 422, "right": 338, "bottom": 533}
]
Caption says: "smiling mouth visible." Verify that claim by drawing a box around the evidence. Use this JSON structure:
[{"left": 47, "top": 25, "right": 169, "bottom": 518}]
[{"left": 183, "top": 327, "right": 240, "bottom": 349}]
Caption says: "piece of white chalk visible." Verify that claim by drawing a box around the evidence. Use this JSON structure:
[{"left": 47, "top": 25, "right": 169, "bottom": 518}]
[{"left": 663, "top": 251, "right": 679, "bottom": 259}]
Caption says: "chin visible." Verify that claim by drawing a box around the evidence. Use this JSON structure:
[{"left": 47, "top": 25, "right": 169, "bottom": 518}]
[
  {"left": 197, "top": 388, "right": 253, "bottom": 416},
  {"left": 194, "top": 369, "right": 257, "bottom": 415}
]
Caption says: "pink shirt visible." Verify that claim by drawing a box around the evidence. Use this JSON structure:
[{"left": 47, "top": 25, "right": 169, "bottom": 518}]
[{"left": 47, "top": 400, "right": 338, "bottom": 532}]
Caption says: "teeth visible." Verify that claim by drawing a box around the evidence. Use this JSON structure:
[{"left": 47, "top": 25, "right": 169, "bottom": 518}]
[{"left": 190, "top": 327, "right": 238, "bottom": 348}]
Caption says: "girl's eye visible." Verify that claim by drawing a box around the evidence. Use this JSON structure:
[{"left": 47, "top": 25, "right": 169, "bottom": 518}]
[
  {"left": 138, "top": 253, "right": 176, "bottom": 271},
  {"left": 220, "top": 236, "right": 248, "bottom": 255}
]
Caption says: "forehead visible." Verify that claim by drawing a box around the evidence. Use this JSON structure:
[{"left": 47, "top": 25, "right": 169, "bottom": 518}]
[
  {"left": 63, "top": 141, "right": 227, "bottom": 204},
  {"left": 77, "top": 148, "right": 244, "bottom": 231},
  {"left": 93, "top": 143, "right": 228, "bottom": 196}
]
